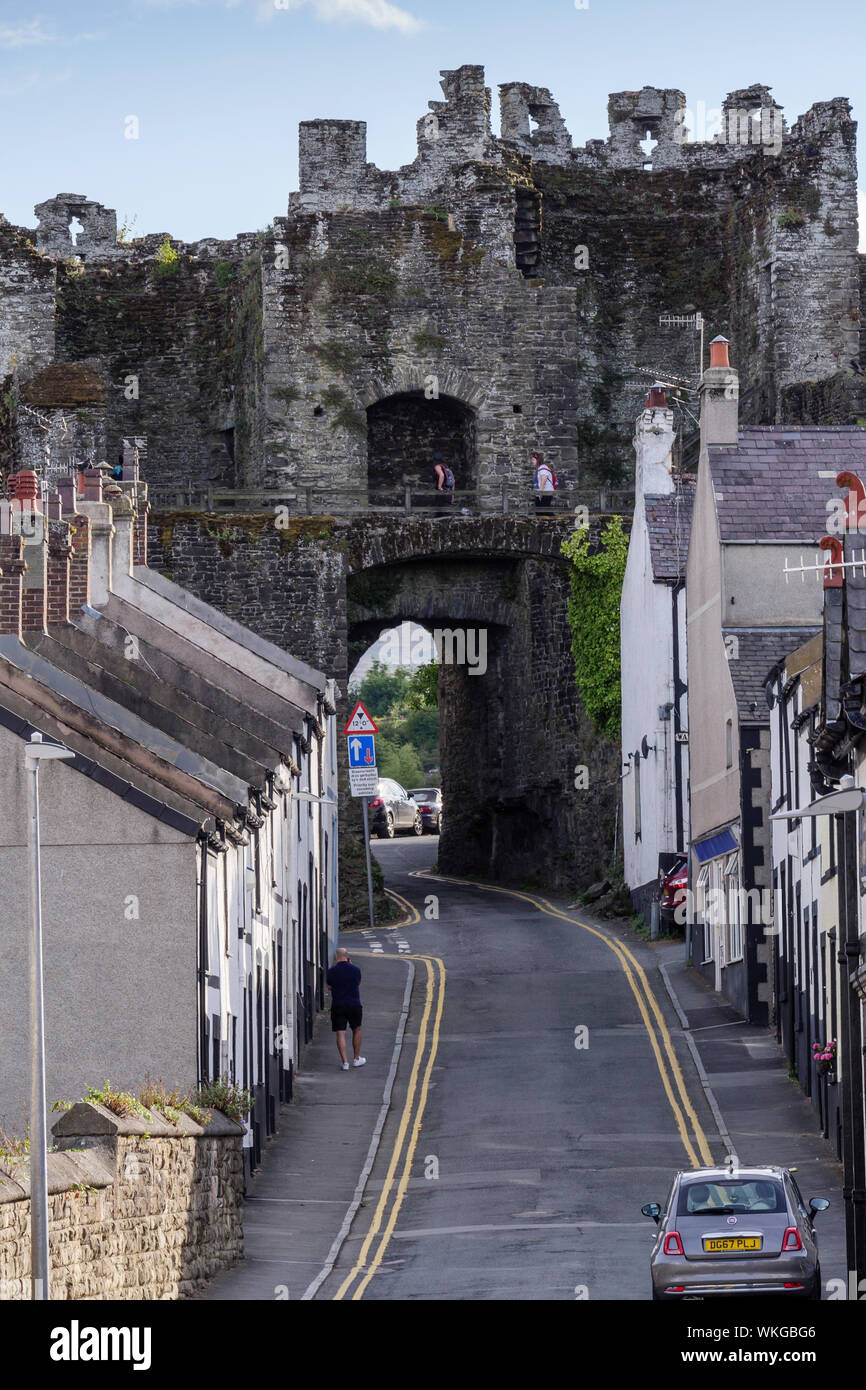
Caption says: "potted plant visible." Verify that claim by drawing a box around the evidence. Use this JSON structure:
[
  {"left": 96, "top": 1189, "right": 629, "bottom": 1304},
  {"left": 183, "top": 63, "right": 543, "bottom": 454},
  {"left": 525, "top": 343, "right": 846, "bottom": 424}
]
[{"left": 812, "top": 1038, "right": 838, "bottom": 1082}]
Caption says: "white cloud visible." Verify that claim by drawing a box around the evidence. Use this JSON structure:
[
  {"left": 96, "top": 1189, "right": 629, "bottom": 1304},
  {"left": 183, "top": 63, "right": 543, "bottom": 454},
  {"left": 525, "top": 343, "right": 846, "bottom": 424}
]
[
  {"left": 0, "top": 19, "right": 57, "bottom": 48},
  {"left": 0, "top": 67, "right": 74, "bottom": 99},
  {"left": 0, "top": 19, "right": 103, "bottom": 48},
  {"left": 291, "top": 0, "right": 424, "bottom": 32},
  {"left": 138, "top": 0, "right": 424, "bottom": 31}
]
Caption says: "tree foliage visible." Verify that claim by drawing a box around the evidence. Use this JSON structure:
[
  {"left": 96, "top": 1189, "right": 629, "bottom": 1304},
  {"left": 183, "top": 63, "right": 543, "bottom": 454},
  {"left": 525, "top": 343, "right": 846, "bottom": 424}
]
[
  {"left": 377, "top": 739, "right": 425, "bottom": 788},
  {"left": 405, "top": 659, "right": 439, "bottom": 711},
  {"left": 350, "top": 657, "right": 440, "bottom": 783},
  {"left": 349, "top": 660, "right": 412, "bottom": 719},
  {"left": 561, "top": 516, "right": 628, "bottom": 741}
]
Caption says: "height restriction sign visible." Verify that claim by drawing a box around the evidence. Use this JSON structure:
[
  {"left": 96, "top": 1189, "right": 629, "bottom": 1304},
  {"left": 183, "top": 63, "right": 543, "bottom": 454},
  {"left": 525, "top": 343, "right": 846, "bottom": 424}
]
[{"left": 343, "top": 701, "right": 379, "bottom": 735}]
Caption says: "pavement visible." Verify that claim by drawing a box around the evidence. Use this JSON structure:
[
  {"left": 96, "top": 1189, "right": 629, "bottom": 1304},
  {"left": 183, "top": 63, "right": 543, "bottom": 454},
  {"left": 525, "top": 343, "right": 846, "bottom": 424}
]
[
  {"left": 198, "top": 836, "right": 846, "bottom": 1301},
  {"left": 200, "top": 949, "right": 413, "bottom": 1301}
]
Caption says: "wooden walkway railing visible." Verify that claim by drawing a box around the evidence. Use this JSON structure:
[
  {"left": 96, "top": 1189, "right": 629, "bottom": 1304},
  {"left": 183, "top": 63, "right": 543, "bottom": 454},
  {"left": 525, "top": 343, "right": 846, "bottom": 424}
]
[{"left": 146, "top": 482, "right": 635, "bottom": 516}]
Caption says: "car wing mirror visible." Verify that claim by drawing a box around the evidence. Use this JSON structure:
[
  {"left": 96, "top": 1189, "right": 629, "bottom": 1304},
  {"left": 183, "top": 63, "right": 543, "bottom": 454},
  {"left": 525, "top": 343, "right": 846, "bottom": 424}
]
[
  {"left": 809, "top": 1197, "right": 830, "bottom": 1215},
  {"left": 641, "top": 1202, "right": 661, "bottom": 1223}
]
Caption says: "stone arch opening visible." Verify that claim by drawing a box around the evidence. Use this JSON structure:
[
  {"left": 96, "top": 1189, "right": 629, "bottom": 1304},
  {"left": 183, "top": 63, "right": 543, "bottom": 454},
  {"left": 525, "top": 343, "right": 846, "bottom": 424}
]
[
  {"left": 366, "top": 390, "right": 477, "bottom": 505},
  {"left": 343, "top": 538, "right": 614, "bottom": 890}
]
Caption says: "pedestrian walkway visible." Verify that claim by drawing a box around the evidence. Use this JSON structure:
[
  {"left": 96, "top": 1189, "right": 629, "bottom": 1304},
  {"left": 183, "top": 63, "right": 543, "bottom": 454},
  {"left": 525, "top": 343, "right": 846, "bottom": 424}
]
[
  {"left": 199, "top": 952, "right": 411, "bottom": 1301},
  {"left": 655, "top": 940, "right": 847, "bottom": 1290}
]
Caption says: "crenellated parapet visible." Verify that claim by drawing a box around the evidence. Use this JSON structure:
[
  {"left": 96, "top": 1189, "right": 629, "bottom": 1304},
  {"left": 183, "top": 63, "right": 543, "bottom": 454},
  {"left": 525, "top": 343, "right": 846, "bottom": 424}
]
[{"left": 1, "top": 63, "right": 862, "bottom": 499}]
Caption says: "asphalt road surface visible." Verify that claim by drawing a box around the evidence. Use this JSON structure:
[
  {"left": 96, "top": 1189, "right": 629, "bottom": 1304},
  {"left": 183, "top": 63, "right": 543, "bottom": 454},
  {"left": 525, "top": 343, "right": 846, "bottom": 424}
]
[{"left": 319, "top": 835, "right": 729, "bottom": 1301}]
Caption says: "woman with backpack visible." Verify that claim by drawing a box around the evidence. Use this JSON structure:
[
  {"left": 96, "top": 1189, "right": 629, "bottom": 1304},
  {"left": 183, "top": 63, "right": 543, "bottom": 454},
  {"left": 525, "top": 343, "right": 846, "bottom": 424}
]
[
  {"left": 533, "top": 452, "right": 556, "bottom": 507},
  {"left": 433, "top": 452, "right": 455, "bottom": 504}
]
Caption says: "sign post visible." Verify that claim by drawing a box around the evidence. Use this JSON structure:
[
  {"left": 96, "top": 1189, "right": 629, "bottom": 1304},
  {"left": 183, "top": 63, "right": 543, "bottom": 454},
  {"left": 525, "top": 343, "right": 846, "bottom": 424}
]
[
  {"left": 361, "top": 798, "right": 375, "bottom": 931},
  {"left": 343, "top": 702, "right": 379, "bottom": 931}
]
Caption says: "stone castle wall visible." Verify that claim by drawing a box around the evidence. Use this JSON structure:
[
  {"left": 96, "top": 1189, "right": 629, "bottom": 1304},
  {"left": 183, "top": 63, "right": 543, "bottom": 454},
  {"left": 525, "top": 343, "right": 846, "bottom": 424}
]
[
  {"left": 0, "top": 1102, "right": 243, "bottom": 1300},
  {"left": 147, "top": 511, "right": 620, "bottom": 892},
  {"left": 1, "top": 65, "right": 861, "bottom": 497}
]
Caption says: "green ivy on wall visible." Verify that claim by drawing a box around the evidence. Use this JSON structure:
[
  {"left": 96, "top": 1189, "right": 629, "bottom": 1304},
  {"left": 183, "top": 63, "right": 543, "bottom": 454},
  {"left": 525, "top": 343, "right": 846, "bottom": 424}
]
[{"left": 561, "top": 516, "right": 628, "bottom": 741}]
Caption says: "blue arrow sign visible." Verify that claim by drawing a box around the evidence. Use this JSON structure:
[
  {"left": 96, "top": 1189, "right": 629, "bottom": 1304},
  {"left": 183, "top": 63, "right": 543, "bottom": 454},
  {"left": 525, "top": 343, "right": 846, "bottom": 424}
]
[{"left": 347, "top": 733, "right": 376, "bottom": 768}]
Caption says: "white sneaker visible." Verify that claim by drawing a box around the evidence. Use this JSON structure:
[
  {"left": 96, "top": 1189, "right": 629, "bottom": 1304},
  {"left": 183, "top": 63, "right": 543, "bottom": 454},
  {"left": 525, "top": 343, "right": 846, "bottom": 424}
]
[
  {"left": 352, "top": 1057, "right": 367, "bottom": 1068},
  {"left": 341, "top": 1062, "right": 349, "bottom": 1071}
]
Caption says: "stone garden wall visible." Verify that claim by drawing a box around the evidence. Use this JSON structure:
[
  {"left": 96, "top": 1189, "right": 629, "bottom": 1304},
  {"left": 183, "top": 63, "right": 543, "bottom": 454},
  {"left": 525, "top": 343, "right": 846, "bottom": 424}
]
[{"left": 0, "top": 1101, "right": 243, "bottom": 1300}]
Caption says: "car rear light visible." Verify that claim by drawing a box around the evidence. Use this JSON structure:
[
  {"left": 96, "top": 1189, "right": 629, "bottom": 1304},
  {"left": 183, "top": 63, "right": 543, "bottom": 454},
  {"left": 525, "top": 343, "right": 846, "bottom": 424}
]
[
  {"left": 665, "top": 1286, "right": 685, "bottom": 1293},
  {"left": 663, "top": 1232, "right": 684, "bottom": 1256},
  {"left": 369, "top": 798, "right": 382, "bottom": 809},
  {"left": 418, "top": 804, "right": 432, "bottom": 812},
  {"left": 782, "top": 1227, "right": 803, "bottom": 1252},
  {"left": 783, "top": 1283, "right": 804, "bottom": 1289}
]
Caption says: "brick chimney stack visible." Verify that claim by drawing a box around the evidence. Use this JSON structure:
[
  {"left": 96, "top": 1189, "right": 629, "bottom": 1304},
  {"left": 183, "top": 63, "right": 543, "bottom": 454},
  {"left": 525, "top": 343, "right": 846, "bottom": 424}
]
[
  {"left": 700, "top": 335, "right": 739, "bottom": 447},
  {"left": 47, "top": 523, "right": 74, "bottom": 625},
  {"left": 634, "top": 381, "right": 676, "bottom": 495},
  {"left": 0, "top": 534, "right": 26, "bottom": 639}
]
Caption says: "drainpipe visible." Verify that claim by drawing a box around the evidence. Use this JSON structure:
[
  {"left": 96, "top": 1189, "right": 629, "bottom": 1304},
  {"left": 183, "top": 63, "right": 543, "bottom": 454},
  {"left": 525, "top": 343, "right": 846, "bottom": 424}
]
[
  {"left": 837, "top": 803, "right": 866, "bottom": 1294},
  {"left": 197, "top": 836, "right": 209, "bottom": 1085},
  {"left": 671, "top": 579, "right": 686, "bottom": 851}
]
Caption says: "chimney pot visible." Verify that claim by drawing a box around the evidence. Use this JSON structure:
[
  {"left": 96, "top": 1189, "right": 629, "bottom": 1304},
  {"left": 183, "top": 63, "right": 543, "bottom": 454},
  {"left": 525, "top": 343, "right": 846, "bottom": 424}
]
[
  {"left": 646, "top": 382, "right": 667, "bottom": 409},
  {"left": 709, "top": 336, "right": 730, "bottom": 368}
]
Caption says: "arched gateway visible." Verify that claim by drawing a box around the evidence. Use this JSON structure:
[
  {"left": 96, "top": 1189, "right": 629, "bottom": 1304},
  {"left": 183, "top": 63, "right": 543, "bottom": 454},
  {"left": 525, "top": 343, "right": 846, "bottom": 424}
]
[{"left": 150, "top": 512, "right": 621, "bottom": 895}]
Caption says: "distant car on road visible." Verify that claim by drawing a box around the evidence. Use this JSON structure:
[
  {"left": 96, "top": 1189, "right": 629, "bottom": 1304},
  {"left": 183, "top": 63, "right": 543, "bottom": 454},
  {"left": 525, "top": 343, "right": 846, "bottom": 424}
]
[
  {"left": 370, "top": 779, "right": 423, "bottom": 839},
  {"left": 406, "top": 787, "right": 443, "bottom": 834},
  {"left": 641, "top": 1165, "right": 829, "bottom": 1300},
  {"left": 659, "top": 857, "right": 688, "bottom": 932}
]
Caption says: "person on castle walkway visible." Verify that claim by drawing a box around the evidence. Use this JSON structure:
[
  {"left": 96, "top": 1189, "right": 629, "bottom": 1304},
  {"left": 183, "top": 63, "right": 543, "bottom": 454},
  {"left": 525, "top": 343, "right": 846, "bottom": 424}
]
[
  {"left": 533, "top": 452, "right": 555, "bottom": 508},
  {"left": 433, "top": 452, "right": 455, "bottom": 504},
  {"left": 327, "top": 947, "right": 366, "bottom": 1071}
]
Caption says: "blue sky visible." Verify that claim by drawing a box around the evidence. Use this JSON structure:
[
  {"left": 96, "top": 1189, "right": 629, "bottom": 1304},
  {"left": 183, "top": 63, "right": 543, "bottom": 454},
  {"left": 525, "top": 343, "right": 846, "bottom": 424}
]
[{"left": 2, "top": 0, "right": 865, "bottom": 242}]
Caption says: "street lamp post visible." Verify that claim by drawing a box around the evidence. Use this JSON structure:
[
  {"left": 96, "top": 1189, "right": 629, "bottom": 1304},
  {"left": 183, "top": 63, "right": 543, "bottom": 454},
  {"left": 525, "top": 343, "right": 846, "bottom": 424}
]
[{"left": 25, "top": 731, "right": 74, "bottom": 1301}]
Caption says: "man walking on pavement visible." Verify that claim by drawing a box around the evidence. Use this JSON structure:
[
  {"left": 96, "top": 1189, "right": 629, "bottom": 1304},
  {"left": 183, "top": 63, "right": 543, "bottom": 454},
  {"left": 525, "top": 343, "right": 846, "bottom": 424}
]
[{"left": 327, "top": 947, "right": 366, "bottom": 1071}]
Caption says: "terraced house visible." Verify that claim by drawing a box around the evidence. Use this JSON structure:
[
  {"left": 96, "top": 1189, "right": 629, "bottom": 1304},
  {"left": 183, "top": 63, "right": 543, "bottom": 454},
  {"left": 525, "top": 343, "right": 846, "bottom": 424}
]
[{"left": 0, "top": 452, "right": 338, "bottom": 1175}]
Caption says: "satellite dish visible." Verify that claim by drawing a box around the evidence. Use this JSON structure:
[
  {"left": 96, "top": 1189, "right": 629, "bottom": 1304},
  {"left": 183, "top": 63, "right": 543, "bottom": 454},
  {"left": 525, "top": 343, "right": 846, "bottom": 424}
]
[{"left": 641, "top": 735, "right": 650, "bottom": 759}]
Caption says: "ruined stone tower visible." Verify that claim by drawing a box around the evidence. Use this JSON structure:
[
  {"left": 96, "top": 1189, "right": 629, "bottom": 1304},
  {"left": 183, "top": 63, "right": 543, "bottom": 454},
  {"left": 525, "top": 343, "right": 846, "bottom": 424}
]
[
  {"left": 0, "top": 66, "right": 861, "bottom": 894},
  {"left": 1, "top": 64, "right": 860, "bottom": 500}
]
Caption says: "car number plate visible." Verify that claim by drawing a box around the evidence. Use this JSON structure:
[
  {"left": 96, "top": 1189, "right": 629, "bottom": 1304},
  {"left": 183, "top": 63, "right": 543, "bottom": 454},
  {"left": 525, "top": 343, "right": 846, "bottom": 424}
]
[{"left": 703, "top": 1236, "right": 762, "bottom": 1252}]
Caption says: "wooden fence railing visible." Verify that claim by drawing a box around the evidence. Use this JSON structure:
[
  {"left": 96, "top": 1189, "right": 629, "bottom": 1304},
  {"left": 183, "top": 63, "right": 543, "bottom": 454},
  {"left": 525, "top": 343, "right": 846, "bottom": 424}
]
[{"left": 146, "top": 482, "right": 635, "bottom": 516}]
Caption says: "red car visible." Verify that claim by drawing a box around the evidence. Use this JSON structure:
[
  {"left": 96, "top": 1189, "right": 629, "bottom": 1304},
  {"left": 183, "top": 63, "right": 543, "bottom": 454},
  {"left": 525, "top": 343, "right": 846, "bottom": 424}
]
[{"left": 659, "top": 858, "right": 687, "bottom": 931}]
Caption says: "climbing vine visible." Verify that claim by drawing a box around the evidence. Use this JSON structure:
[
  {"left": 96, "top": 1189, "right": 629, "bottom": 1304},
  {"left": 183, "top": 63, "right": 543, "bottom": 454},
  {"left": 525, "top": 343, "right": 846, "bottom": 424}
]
[{"left": 561, "top": 516, "right": 628, "bottom": 741}]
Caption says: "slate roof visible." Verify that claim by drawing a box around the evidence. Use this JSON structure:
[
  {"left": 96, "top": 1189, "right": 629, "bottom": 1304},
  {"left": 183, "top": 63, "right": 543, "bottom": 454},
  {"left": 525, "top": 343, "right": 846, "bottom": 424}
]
[
  {"left": 644, "top": 477, "right": 696, "bottom": 581},
  {"left": 709, "top": 426, "right": 866, "bottom": 542},
  {"left": 726, "top": 626, "right": 820, "bottom": 723}
]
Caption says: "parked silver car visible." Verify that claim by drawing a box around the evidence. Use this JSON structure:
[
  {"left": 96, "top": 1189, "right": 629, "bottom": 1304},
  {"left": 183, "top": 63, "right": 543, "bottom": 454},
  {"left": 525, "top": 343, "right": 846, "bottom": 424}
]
[{"left": 641, "top": 1165, "right": 829, "bottom": 1300}]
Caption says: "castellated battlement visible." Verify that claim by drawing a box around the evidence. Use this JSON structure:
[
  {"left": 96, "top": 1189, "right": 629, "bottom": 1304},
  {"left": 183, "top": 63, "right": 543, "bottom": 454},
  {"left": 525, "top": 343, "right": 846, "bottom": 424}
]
[
  {"left": 291, "top": 63, "right": 855, "bottom": 208},
  {"left": 1, "top": 62, "right": 862, "bottom": 503}
]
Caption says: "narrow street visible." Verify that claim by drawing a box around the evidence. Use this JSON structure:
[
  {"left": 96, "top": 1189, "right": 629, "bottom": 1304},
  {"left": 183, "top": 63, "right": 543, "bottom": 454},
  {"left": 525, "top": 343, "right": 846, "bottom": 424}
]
[
  {"left": 204, "top": 835, "right": 844, "bottom": 1302},
  {"left": 323, "top": 838, "right": 721, "bottom": 1300}
]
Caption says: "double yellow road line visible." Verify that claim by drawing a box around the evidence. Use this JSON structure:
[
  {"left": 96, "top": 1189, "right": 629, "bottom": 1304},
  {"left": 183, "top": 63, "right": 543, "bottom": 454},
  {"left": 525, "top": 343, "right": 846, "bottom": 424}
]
[
  {"left": 333, "top": 887, "right": 443, "bottom": 1301},
  {"left": 410, "top": 870, "right": 714, "bottom": 1171},
  {"left": 331, "top": 873, "right": 712, "bottom": 1298}
]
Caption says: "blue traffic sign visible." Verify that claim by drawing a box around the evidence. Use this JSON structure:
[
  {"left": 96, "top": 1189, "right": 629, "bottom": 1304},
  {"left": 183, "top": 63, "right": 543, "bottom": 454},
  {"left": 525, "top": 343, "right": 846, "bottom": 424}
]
[{"left": 347, "top": 733, "right": 376, "bottom": 768}]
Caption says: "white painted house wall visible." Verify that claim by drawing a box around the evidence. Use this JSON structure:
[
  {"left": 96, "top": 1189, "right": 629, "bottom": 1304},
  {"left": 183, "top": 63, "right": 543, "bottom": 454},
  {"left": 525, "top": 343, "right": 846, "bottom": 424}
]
[{"left": 620, "top": 396, "right": 690, "bottom": 911}]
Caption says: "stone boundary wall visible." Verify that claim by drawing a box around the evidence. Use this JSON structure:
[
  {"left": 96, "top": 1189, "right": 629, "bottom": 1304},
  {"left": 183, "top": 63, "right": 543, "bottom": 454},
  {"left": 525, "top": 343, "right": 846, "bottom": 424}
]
[{"left": 0, "top": 1101, "right": 244, "bottom": 1300}]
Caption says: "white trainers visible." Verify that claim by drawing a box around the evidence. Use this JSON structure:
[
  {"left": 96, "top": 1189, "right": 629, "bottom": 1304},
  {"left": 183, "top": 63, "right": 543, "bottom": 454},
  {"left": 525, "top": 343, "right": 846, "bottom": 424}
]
[
  {"left": 352, "top": 1057, "right": 367, "bottom": 1068},
  {"left": 341, "top": 1061, "right": 349, "bottom": 1071}
]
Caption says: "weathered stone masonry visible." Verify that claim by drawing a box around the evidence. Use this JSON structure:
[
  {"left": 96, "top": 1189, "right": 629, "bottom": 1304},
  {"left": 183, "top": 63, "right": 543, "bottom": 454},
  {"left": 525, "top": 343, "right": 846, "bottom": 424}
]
[
  {"left": 1, "top": 64, "right": 862, "bottom": 896},
  {"left": 0, "top": 1102, "right": 243, "bottom": 1300},
  {"left": 1, "top": 67, "right": 861, "bottom": 497},
  {"left": 149, "top": 512, "right": 619, "bottom": 892}
]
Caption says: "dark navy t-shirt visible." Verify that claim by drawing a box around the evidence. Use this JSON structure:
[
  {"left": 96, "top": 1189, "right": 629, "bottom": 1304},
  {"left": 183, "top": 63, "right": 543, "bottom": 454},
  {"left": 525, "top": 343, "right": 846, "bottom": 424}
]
[{"left": 327, "top": 960, "right": 362, "bottom": 1008}]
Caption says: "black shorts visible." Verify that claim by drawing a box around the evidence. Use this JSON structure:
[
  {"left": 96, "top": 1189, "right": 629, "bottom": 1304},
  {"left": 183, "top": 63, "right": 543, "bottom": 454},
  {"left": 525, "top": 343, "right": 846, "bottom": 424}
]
[{"left": 331, "top": 1004, "right": 363, "bottom": 1032}]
